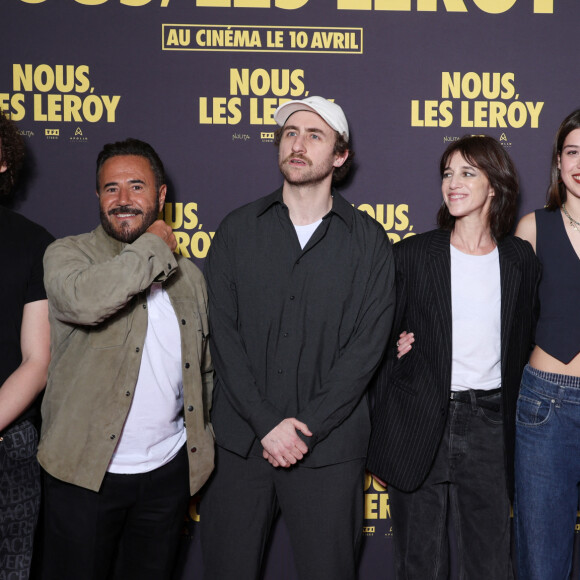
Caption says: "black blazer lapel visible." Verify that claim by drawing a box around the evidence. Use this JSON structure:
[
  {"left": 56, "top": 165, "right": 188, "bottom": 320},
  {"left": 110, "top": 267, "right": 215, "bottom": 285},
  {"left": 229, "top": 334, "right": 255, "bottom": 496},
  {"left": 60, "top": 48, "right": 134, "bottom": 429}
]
[
  {"left": 498, "top": 237, "right": 522, "bottom": 375},
  {"left": 427, "top": 230, "right": 453, "bottom": 368}
]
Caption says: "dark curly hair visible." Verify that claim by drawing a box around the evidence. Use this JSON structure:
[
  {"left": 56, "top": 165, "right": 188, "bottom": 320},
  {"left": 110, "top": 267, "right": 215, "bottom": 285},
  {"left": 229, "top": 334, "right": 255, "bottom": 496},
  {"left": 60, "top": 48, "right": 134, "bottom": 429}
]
[
  {"left": 437, "top": 135, "right": 518, "bottom": 241},
  {"left": 274, "top": 127, "right": 354, "bottom": 185},
  {"left": 0, "top": 109, "right": 25, "bottom": 196}
]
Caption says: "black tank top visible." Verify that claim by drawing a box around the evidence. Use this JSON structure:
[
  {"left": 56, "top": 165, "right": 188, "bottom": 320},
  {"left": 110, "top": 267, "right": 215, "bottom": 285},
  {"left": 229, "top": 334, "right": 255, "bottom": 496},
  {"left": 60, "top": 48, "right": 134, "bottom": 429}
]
[{"left": 535, "top": 208, "right": 580, "bottom": 363}]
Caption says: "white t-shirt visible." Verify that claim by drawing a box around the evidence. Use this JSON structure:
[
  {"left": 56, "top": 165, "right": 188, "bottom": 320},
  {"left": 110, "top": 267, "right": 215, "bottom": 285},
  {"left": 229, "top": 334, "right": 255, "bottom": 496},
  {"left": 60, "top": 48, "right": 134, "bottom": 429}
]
[
  {"left": 108, "top": 282, "right": 186, "bottom": 473},
  {"left": 294, "top": 219, "right": 323, "bottom": 249},
  {"left": 450, "top": 245, "right": 501, "bottom": 392}
]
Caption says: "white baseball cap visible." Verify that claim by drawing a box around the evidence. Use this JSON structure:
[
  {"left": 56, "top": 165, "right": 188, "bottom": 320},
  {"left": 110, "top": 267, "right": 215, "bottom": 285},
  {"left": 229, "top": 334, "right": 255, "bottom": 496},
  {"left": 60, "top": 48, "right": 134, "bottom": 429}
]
[{"left": 274, "top": 96, "right": 349, "bottom": 142}]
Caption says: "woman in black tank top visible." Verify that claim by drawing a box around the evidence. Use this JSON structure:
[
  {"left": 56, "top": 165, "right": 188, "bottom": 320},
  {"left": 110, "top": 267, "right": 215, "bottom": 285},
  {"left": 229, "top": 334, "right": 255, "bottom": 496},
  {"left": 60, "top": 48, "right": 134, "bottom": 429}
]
[{"left": 514, "top": 109, "right": 580, "bottom": 580}]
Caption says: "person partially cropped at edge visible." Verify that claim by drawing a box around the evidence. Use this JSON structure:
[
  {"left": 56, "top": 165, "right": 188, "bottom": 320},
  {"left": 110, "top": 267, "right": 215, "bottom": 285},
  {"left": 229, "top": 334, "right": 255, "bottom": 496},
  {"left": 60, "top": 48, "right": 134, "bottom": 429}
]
[
  {"left": 367, "top": 135, "right": 540, "bottom": 579},
  {"left": 514, "top": 109, "right": 580, "bottom": 580},
  {"left": 201, "top": 96, "right": 395, "bottom": 580},
  {"left": 0, "top": 109, "right": 53, "bottom": 580},
  {"left": 38, "top": 138, "right": 214, "bottom": 580}
]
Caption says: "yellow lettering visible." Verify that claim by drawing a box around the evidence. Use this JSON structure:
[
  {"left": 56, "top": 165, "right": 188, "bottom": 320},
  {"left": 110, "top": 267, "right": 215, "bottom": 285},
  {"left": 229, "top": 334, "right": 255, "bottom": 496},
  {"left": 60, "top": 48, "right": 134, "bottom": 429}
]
[
  {"left": 461, "top": 72, "right": 481, "bottom": 99},
  {"left": 411, "top": 100, "right": 424, "bottom": 127},
  {"left": 13, "top": 64, "right": 33, "bottom": 92},
  {"left": 337, "top": 0, "right": 371, "bottom": 8},
  {"left": 249, "top": 69, "right": 270, "bottom": 96},
  {"left": 472, "top": 101, "right": 487, "bottom": 127},
  {"left": 230, "top": 69, "right": 249, "bottom": 95},
  {"left": 184, "top": 203, "right": 199, "bottom": 229},
  {"left": 234, "top": 0, "right": 269, "bottom": 6},
  {"left": 62, "top": 95, "right": 83, "bottom": 122},
  {"left": 75, "top": 66, "right": 91, "bottom": 93},
  {"left": 33, "top": 94, "right": 47, "bottom": 121},
  {"left": 174, "top": 232, "right": 191, "bottom": 258},
  {"left": 439, "top": 100, "right": 453, "bottom": 127},
  {"left": 380, "top": 493, "right": 391, "bottom": 519},
  {"left": 506, "top": 101, "right": 527, "bottom": 128},
  {"left": 275, "top": 0, "right": 308, "bottom": 7},
  {"left": 501, "top": 73, "right": 515, "bottom": 99},
  {"left": 47, "top": 94, "right": 62, "bottom": 121},
  {"left": 395, "top": 205, "right": 409, "bottom": 230},
  {"left": 534, "top": 0, "right": 553, "bottom": 12},
  {"left": 83, "top": 95, "right": 104, "bottom": 122},
  {"left": 197, "top": 0, "right": 230, "bottom": 6},
  {"left": 166, "top": 29, "right": 180, "bottom": 46},
  {"left": 441, "top": 72, "right": 460, "bottom": 99},
  {"left": 375, "top": 204, "right": 394, "bottom": 229},
  {"left": 375, "top": 0, "right": 411, "bottom": 10},
  {"left": 488, "top": 101, "right": 508, "bottom": 128},
  {"left": 472, "top": 0, "right": 516, "bottom": 13},
  {"left": 417, "top": 0, "right": 467, "bottom": 10},
  {"left": 365, "top": 494, "right": 378, "bottom": 519},
  {"left": 34, "top": 65, "right": 55, "bottom": 93},
  {"left": 526, "top": 101, "right": 543, "bottom": 128}
]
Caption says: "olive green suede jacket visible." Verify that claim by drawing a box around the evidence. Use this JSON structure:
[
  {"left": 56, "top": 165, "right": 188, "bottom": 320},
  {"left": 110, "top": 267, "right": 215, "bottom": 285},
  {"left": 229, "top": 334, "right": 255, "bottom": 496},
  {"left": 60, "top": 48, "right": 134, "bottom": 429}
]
[{"left": 38, "top": 225, "right": 214, "bottom": 494}]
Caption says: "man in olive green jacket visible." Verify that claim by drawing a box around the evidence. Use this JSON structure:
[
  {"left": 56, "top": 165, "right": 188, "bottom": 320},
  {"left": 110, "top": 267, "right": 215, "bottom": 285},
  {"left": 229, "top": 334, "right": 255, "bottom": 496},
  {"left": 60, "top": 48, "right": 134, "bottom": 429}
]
[{"left": 38, "top": 139, "right": 214, "bottom": 580}]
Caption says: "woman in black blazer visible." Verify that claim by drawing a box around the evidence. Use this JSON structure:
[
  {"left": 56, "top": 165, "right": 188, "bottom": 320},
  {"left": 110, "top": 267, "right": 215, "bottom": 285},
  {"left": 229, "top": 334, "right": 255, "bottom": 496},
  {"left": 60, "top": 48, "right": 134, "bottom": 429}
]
[{"left": 366, "top": 135, "right": 540, "bottom": 579}]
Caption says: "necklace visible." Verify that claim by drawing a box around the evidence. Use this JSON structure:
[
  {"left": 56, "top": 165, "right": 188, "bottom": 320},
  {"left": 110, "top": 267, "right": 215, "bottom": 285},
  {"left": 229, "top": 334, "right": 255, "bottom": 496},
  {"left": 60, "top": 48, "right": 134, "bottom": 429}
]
[{"left": 562, "top": 203, "right": 580, "bottom": 232}]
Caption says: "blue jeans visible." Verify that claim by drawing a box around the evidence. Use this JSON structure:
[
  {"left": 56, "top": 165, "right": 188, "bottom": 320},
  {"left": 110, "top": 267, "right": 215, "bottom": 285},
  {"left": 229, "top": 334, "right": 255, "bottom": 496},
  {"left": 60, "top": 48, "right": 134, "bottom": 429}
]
[{"left": 514, "top": 364, "right": 580, "bottom": 580}]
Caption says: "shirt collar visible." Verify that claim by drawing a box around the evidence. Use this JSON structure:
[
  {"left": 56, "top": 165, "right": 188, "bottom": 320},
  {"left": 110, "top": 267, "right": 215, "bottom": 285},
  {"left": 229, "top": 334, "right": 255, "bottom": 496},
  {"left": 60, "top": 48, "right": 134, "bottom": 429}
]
[
  {"left": 256, "top": 187, "right": 353, "bottom": 231},
  {"left": 95, "top": 224, "right": 128, "bottom": 255}
]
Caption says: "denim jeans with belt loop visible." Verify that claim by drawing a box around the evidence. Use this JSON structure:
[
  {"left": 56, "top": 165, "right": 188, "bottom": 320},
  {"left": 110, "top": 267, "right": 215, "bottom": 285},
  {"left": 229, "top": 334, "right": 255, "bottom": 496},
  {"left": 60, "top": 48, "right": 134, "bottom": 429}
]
[
  {"left": 389, "top": 387, "right": 512, "bottom": 580},
  {"left": 515, "top": 364, "right": 580, "bottom": 580}
]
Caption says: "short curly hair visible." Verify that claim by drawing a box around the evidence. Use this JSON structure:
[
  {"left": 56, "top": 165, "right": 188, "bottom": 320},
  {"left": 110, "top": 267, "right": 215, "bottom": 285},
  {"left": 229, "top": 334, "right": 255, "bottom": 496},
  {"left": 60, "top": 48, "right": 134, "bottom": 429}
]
[
  {"left": 96, "top": 138, "right": 166, "bottom": 192},
  {"left": 0, "top": 109, "right": 25, "bottom": 196}
]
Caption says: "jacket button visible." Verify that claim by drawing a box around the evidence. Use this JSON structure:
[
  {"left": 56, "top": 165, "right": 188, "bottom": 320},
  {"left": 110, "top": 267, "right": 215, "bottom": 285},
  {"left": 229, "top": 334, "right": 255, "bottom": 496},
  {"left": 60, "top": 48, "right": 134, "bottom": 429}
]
[
  {"left": 125, "top": 391, "right": 131, "bottom": 397},
  {"left": 185, "top": 362, "right": 190, "bottom": 369},
  {"left": 190, "top": 447, "right": 197, "bottom": 453},
  {"left": 135, "top": 347, "right": 140, "bottom": 353},
  {"left": 110, "top": 434, "right": 116, "bottom": 440},
  {"left": 181, "top": 319, "right": 186, "bottom": 325},
  {"left": 187, "top": 405, "right": 194, "bottom": 412}
]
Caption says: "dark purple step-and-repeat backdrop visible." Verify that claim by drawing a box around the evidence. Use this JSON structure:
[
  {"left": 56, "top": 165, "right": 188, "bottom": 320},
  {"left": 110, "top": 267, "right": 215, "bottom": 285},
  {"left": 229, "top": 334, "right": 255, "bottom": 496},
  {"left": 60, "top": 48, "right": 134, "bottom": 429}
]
[{"left": 2, "top": 0, "right": 578, "bottom": 577}]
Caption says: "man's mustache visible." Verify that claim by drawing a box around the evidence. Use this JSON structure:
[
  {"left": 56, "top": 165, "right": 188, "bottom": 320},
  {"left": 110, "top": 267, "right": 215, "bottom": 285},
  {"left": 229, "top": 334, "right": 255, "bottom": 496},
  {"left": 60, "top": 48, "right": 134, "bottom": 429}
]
[
  {"left": 108, "top": 206, "right": 143, "bottom": 216},
  {"left": 282, "top": 154, "right": 312, "bottom": 166}
]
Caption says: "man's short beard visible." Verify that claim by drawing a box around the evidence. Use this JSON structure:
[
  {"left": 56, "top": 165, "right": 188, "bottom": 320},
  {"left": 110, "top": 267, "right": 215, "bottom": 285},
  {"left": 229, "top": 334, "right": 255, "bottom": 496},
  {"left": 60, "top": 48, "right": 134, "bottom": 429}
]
[
  {"left": 278, "top": 154, "right": 335, "bottom": 187},
  {"left": 100, "top": 196, "right": 159, "bottom": 243}
]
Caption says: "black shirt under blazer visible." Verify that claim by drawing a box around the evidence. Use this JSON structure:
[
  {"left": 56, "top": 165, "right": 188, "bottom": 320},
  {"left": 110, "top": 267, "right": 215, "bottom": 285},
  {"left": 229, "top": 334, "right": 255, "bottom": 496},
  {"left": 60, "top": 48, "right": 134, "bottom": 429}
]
[{"left": 366, "top": 228, "right": 540, "bottom": 499}]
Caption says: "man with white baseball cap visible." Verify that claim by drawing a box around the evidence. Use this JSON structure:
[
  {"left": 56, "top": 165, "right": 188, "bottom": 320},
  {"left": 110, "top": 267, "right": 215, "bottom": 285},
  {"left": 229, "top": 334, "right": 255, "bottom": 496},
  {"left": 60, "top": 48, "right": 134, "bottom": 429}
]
[
  {"left": 273, "top": 95, "right": 350, "bottom": 142},
  {"left": 202, "top": 96, "right": 395, "bottom": 580}
]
